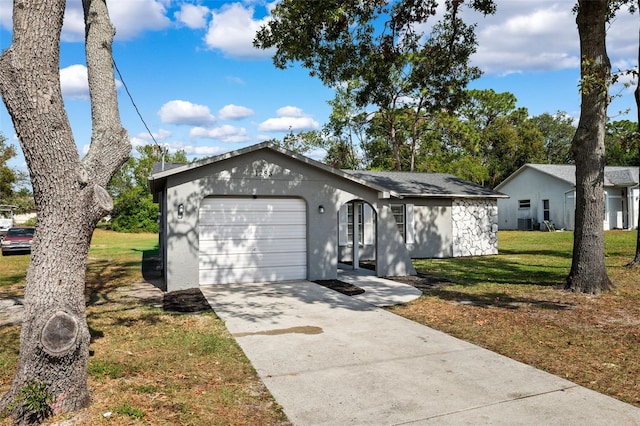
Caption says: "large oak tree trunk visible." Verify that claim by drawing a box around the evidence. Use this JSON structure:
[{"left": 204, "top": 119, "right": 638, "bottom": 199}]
[
  {"left": 565, "top": 0, "right": 614, "bottom": 294},
  {"left": 0, "top": 0, "right": 130, "bottom": 423}
]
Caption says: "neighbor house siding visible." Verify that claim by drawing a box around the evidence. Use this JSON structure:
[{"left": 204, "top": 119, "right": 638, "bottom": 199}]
[{"left": 497, "top": 168, "right": 572, "bottom": 230}]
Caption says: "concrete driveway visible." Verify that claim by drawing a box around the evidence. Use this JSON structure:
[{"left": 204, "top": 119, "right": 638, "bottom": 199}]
[{"left": 200, "top": 277, "right": 640, "bottom": 426}]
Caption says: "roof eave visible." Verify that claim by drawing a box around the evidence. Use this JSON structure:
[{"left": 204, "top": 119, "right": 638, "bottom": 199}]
[
  {"left": 147, "top": 142, "right": 403, "bottom": 199},
  {"left": 399, "top": 193, "right": 509, "bottom": 199}
]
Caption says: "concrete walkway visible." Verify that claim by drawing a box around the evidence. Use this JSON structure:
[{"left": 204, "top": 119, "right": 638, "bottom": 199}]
[{"left": 200, "top": 276, "right": 640, "bottom": 426}]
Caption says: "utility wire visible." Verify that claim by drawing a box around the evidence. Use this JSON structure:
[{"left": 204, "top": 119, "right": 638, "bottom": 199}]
[{"left": 112, "top": 58, "right": 163, "bottom": 153}]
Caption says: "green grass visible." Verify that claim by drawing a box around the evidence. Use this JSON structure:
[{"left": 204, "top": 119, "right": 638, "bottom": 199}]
[
  {"left": 0, "top": 229, "right": 289, "bottom": 425},
  {"left": 391, "top": 229, "right": 640, "bottom": 408}
]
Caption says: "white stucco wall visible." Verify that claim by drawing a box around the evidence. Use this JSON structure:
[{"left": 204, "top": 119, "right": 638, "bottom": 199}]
[
  {"left": 156, "top": 148, "right": 416, "bottom": 291},
  {"left": 406, "top": 199, "right": 453, "bottom": 258}
]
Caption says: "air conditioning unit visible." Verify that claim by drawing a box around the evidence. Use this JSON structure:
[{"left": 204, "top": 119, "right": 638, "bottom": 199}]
[{"left": 517, "top": 218, "right": 533, "bottom": 230}]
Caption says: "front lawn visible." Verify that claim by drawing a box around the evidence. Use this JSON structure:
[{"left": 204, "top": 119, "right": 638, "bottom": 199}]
[
  {"left": 390, "top": 230, "right": 640, "bottom": 408},
  {"left": 0, "top": 229, "right": 288, "bottom": 425}
]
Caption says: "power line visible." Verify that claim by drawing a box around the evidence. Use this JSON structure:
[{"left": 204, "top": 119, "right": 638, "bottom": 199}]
[{"left": 112, "top": 58, "right": 163, "bottom": 153}]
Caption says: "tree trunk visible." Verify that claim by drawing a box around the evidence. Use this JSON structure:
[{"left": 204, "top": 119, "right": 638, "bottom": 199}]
[
  {"left": 0, "top": 0, "right": 130, "bottom": 423},
  {"left": 627, "top": 0, "right": 640, "bottom": 268},
  {"left": 564, "top": 0, "right": 614, "bottom": 294}
]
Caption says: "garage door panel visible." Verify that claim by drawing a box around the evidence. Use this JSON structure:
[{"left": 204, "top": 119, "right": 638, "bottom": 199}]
[
  {"left": 199, "top": 238, "right": 306, "bottom": 255},
  {"left": 198, "top": 197, "right": 307, "bottom": 285},
  {"left": 199, "top": 210, "right": 306, "bottom": 225},
  {"left": 200, "top": 251, "right": 305, "bottom": 269},
  {"left": 200, "top": 198, "right": 305, "bottom": 212},
  {"left": 199, "top": 265, "right": 307, "bottom": 285},
  {"left": 199, "top": 224, "right": 306, "bottom": 240}
]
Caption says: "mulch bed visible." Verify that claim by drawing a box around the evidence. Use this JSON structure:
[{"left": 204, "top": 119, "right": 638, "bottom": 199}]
[
  {"left": 160, "top": 273, "right": 447, "bottom": 312},
  {"left": 163, "top": 288, "right": 213, "bottom": 313},
  {"left": 314, "top": 279, "right": 365, "bottom": 296}
]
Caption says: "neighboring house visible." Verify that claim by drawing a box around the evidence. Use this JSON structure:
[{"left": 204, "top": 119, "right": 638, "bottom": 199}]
[
  {"left": 495, "top": 164, "right": 640, "bottom": 231},
  {"left": 148, "top": 142, "right": 506, "bottom": 292}
]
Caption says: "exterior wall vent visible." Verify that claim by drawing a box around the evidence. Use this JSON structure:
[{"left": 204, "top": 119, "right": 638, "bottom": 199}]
[{"left": 517, "top": 218, "right": 533, "bottom": 230}]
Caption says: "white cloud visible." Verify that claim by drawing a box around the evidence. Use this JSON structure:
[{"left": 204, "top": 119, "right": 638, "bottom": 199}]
[
  {"left": 0, "top": 0, "right": 11, "bottom": 29},
  {"left": 57, "top": 0, "right": 170, "bottom": 42},
  {"left": 204, "top": 2, "right": 274, "bottom": 58},
  {"left": 467, "top": 1, "right": 637, "bottom": 76},
  {"left": 108, "top": 0, "right": 171, "bottom": 40},
  {"left": 276, "top": 106, "right": 305, "bottom": 117},
  {"left": 158, "top": 100, "right": 216, "bottom": 126},
  {"left": 469, "top": 3, "right": 578, "bottom": 75},
  {"left": 190, "top": 124, "right": 250, "bottom": 143},
  {"left": 226, "top": 76, "right": 246, "bottom": 85},
  {"left": 175, "top": 4, "right": 210, "bottom": 29},
  {"left": 130, "top": 136, "right": 148, "bottom": 148},
  {"left": 59, "top": 63, "right": 123, "bottom": 100},
  {"left": 131, "top": 129, "right": 172, "bottom": 147},
  {"left": 258, "top": 106, "right": 320, "bottom": 132},
  {"left": 60, "top": 2, "right": 86, "bottom": 42},
  {"left": 218, "top": 104, "right": 254, "bottom": 120},
  {"left": 60, "top": 65, "right": 90, "bottom": 100},
  {"left": 171, "top": 142, "right": 226, "bottom": 157}
]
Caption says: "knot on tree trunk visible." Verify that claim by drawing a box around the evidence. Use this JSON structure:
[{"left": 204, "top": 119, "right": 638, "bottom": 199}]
[
  {"left": 40, "top": 311, "right": 79, "bottom": 357},
  {"left": 89, "top": 183, "right": 113, "bottom": 220}
]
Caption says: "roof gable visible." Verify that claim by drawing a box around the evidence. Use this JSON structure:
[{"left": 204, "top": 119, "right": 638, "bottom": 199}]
[
  {"left": 149, "top": 142, "right": 506, "bottom": 199},
  {"left": 148, "top": 142, "right": 394, "bottom": 197},
  {"left": 495, "top": 164, "right": 640, "bottom": 191}
]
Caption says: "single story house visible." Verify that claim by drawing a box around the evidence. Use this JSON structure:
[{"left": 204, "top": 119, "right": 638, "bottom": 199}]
[
  {"left": 148, "top": 142, "right": 506, "bottom": 292},
  {"left": 495, "top": 164, "right": 639, "bottom": 231}
]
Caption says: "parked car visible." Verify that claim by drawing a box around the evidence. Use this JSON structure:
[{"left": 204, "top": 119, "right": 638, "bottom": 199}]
[{"left": 1, "top": 226, "right": 35, "bottom": 256}]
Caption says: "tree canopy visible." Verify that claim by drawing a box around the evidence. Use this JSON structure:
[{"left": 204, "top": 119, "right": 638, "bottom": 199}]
[
  {"left": 0, "top": 132, "right": 17, "bottom": 202},
  {"left": 255, "top": 0, "right": 496, "bottom": 171},
  {"left": 108, "top": 145, "right": 187, "bottom": 233}
]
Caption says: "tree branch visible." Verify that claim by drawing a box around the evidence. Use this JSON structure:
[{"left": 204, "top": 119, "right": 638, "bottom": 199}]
[{"left": 81, "top": 0, "right": 131, "bottom": 188}]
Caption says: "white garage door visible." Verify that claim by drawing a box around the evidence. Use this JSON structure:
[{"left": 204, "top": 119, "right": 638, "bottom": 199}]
[{"left": 199, "top": 197, "right": 307, "bottom": 285}]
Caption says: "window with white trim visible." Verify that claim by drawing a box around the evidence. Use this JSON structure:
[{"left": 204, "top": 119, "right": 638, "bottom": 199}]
[
  {"left": 518, "top": 199, "right": 531, "bottom": 209},
  {"left": 391, "top": 204, "right": 405, "bottom": 240},
  {"left": 347, "top": 203, "right": 364, "bottom": 245},
  {"left": 543, "top": 199, "right": 550, "bottom": 221}
]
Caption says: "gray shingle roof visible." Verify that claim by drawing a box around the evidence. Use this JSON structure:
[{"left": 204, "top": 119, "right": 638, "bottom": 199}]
[
  {"left": 522, "top": 164, "right": 639, "bottom": 187},
  {"left": 344, "top": 170, "right": 506, "bottom": 198}
]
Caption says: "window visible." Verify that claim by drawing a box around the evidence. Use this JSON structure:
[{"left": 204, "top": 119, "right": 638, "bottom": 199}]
[
  {"left": 347, "top": 203, "right": 364, "bottom": 245},
  {"left": 518, "top": 199, "right": 531, "bottom": 209},
  {"left": 391, "top": 204, "right": 405, "bottom": 240},
  {"left": 543, "top": 199, "right": 550, "bottom": 221}
]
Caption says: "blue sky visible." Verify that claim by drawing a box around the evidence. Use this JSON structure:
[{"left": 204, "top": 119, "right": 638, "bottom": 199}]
[{"left": 0, "top": 0, "right": 639, "bottom": 174}]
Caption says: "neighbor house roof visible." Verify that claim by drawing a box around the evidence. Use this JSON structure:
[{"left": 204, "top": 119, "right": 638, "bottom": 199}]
[
  {"left": 495, "top": 164, "right": 640, "bottom": 191},
  {"left": 148, "top": 142, "right": 506, "bottom": 200}
]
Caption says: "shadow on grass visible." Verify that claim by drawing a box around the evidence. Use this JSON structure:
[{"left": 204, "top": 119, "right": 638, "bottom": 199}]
[
  {"left": 0, "top": 272, "right": 27, "bottom": 288},
  {"left": 416, "top": 254, "right": 569, "bottom": 288},
  {"left": 85, "top": 259, "right": 146, "bottom": 307},
  {"left": 423, "top": 288, "right": 575, "bottom": 311},
  {"left": 85, "top": 249, "right": 167, "bottom": 343},
  {"left": 407, "top": 251, "right": 574, "bottom": 311}
]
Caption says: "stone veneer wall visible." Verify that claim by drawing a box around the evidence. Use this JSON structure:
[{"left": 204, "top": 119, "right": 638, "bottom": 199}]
[{"left": 451, "top": 198, "right": 499, "bottom": 257}]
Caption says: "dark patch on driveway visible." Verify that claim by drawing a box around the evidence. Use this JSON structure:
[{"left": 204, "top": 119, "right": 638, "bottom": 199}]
[{"left": 314, "top": 279, "right": 365, "bottom": 296}]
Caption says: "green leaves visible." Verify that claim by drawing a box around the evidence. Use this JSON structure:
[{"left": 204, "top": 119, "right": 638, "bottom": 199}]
[
  {"left": 255, "top": 0, "right": 496, "bottom": 172},
  {"left": 108, "top": 145, "right": 187, "bottom": 233}
]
